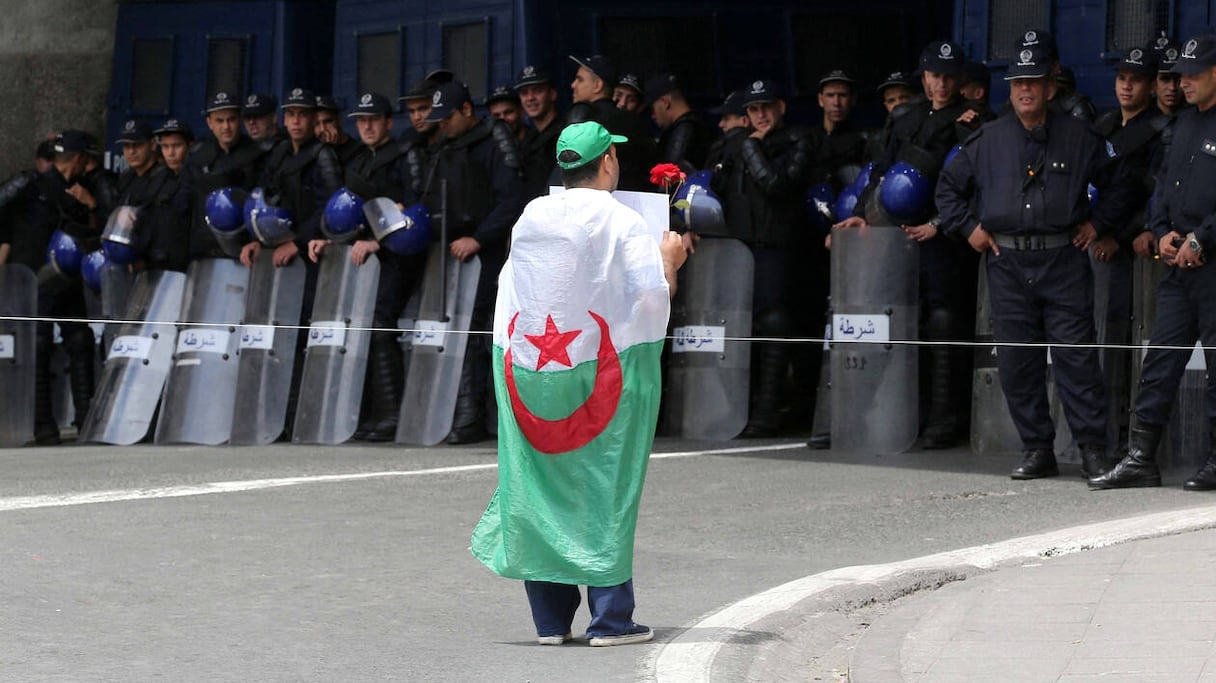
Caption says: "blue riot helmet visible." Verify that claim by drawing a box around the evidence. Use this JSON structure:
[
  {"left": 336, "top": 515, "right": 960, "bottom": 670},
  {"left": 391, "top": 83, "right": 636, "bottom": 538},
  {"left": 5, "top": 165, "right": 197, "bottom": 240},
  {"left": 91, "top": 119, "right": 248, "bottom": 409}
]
[
  {"left": 363, "top": 197, "right": 432, "bottom": 255},
  {"left": 834, "top": 162, "right": 874, "bottom": 221},
  {"left": 242, "top": 187, "right": 269, "bottom": 230},
  {"left": 321, "top": 188, "right": 366, "bottom": 243},
  {"left": 47, "top": 229, "right": 84, "bottom": 276},
  {"left": 81, "top": 249, "right": 108, "bottom": 293},
  {"left": 806, "top": 181, "right": 836, "bottom": 230},
  {"left": 204, "top": 187, "right": 245, "bottom": 234},
  {"left": 878, "top": 161, "right": 933, "bottom": 225},
  {"left": 671, "top": 176, "right": 725, "bottom": 235},
  {"left": 101, "top": 205, "right": 146, "bottom": 265},
  {"left": 686, "top": 169, "right": 713, "bottom": 189},
  {"left": 943, "top": 144, "right": 964, "bottom": 170},
  {"left": 247, "top": 203, "right": 296, "bottom": 247}
]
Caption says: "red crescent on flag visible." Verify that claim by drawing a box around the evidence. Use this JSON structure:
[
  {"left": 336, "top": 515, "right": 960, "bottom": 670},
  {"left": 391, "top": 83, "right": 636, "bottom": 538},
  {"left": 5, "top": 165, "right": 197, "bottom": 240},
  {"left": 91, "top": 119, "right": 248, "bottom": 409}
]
[{"left": 504, "top": 311, "right": 623, "bottom": 454}]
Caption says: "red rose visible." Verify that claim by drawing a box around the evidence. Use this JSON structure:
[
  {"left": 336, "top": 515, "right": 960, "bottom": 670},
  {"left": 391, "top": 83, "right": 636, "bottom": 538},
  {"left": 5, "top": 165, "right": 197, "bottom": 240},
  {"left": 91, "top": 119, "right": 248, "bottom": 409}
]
[{"left": 649, "top": 163, "right": 686, "bottom": 189}]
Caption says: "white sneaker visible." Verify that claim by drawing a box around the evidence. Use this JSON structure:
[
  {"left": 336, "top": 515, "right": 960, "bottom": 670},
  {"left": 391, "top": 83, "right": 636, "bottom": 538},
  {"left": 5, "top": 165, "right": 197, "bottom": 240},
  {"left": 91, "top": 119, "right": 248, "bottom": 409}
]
[
  {"left": 537, "top": 632, "right": 573, "bottom": 645},
  {"left": 588, "top": 626, "right": 653, "bottom": 647}
]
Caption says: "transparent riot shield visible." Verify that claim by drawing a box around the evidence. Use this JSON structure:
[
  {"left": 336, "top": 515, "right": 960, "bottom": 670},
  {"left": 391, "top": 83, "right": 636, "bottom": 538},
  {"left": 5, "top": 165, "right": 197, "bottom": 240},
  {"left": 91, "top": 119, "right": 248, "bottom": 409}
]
[
  {"left": 662, "top": 237, "right": 753, "bottom": 440},
  {"left": 292, "top": 245, "right": 380, "bottom": 445},
  {"left": 808, "top": 311, "right": 833, "bottom": 448},
  {"left": 155, "top": 259, "right": 249, "bottom": 445},
  {"left": 0, "top": 264, "right": 37, "bottom": 447},
  {"left": 1088, "top": 253, "right": 1134, "bottom": 459},
  {"left": 99, "top": 262, "right": 134, "bottom": 354},
  {"left": 829, "top": 225, "right": 918, "bottom": 454},
  {"left": 396, "top": 243, "right": 481, "bottom": 445},
  {"left": 79, "top": 270, "right": 186, "bottom": 445},
  {"left": 970, "top": 257, "right": 1024, "bottom": 456},
  {"left": 1165, "top": 344, "right": 1210, "bottom": 477},
  {"left": 228, "top": 251, "right": 305, "bottom": 446}
]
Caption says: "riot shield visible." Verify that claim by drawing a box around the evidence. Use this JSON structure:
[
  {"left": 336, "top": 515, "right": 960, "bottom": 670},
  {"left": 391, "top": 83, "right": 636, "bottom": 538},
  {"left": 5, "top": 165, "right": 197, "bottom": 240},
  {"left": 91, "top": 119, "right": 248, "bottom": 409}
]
[
  {"left": 396, "top": 292, "right": 422, "bottom": 398},
  {"left": 1130, "top": 256, "right": 1166, "bottom": 429},
  {"left": 808, "top": 311, "right": 832, "bottom": 448},
  {"left": 662, "top": 237, "right": 753, "bottom": 440},
  {"left": 829, "top": 225, "right": 918, "bottom": 454},
  {"left": 154, "top": 259, "right": 249, "bottom": 445},
  {"left": 1166, "top": 344, "right": 1210, "bottom": 476},
  {"left": 228, "top": 251, "right": 305, "bottom": 446},
  {"left": 99, "top": 262, "right": 134, "bottom": 353},
  {"left": 1089, "top": 253, "right": 1134, "bottom": 458},
  {"left": 970, "top": 257, "right": 1024, "bottom": 456},
  {"left": 0, "top": 264, "right": 37, "bottom": 447},
  {"left": 292, "top": 245, "right": 380, "bottom": 445},
  {"left": 79, "top": 270, "right": 186, "bottom": 445},
  {"left": 396, "top": 243, "right": 481, "bottom": 445}
]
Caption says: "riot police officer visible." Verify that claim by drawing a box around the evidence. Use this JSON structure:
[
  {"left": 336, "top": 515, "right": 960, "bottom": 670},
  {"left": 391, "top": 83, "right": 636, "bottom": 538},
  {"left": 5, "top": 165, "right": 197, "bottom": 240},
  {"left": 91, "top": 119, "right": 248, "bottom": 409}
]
[
  {"left": 486, "top": 85, "right": 526, "bottom": 141},
  {"left": 811, "top": 70, "right": 869, "bottom": 192},
  {"left": 1022, "top": 29, "right": 1098, "bottom": 121},
  {"left": 116, "top": 120, "right": 188, "bottom": 273},
  {"left": 155, "top": 119, "right": 193, "bottom": 174},
  {"left": 181, "top": 91, "right": 271, "bottom": 260},
  {"left": 613, "top": 73, "right": 644, "bottom": 113},
  {"left": 936, "top": 43, "right": 1135, "bottom": 480},
  {"left": 316, "top": 94, "right": 364, "bottom": 166},
  {"left": 1089, "top": 35, "right": 1216, "bottom": 491},
  {"left": 243, "top": 93, "right": 283, "bottom": 145},
  {"left": 405, "top": 80, "right": 524, "bottom": 444},
  {"left": 515, "top": 65, "right": 562, "bottom": 201},
  {"left": 645, "top": 72, "right": 712, "bottom": 171},
  {"left": 566, "top": 54, "right": 657, "bottom": 192}
]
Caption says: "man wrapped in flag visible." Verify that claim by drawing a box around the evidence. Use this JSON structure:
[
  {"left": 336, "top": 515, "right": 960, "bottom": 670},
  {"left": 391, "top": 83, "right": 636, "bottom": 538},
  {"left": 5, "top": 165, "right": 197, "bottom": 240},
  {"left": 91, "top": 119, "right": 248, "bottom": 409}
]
[{"left": 471, "top": 121, "right": 687, "bottom": 646}]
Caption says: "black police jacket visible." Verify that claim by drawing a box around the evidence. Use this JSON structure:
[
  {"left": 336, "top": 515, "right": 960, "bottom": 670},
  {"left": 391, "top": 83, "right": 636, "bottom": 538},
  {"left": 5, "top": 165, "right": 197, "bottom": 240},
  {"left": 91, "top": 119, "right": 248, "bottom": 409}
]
[
  {"left": 707, "top": 127, "right": 753, "bottom": 241},
  {"left": 1093, "top": 107, "right": 1169, "bottom": 243},
  {"left": 259, "top": 137, "right": 343, "bottom": 250},
  {"left": 406, "top": 117, "right": 523, "bottom": 252},
  {"left": 722, "top": 124, "right": 815, "bottom": 248},
  {"left": 334, "top": 136, "right": 365, "bottom": 168},
  {"left": 1148, "top": 103, "right": 1216, "bottom": 250},
  {"left": 519, "top": 120, "right": 561, "bottom": 202},
  {"left": 117, "top": 164, "right": 189, "bottom": 271},
  {"left": 809, "top": 119, "right": 869, "bottom": 192},
  {"left": 57, "top": 166, "right": 118, "bottom": 247},
  {"left": 937, "top": 110, "right": 1134, "bottom": 239},
  {"left": 658, "top": 111, "right": 712, "bottom": 171},
  {"left": 566, "top": 98, "right": 658, "bottom": 192},
  {"left": 344, "top": 139, "right": 406, "bottom": 203},
  {"left": 0, "top": 168, "right": 67, "bottom": 271}
]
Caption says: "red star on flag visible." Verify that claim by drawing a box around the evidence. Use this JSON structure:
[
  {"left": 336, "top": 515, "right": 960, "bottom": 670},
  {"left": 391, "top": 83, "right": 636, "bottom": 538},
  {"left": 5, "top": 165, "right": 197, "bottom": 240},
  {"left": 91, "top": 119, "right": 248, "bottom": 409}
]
[{"left": 525, "top": 315, "right": 582, "bottom": 370}]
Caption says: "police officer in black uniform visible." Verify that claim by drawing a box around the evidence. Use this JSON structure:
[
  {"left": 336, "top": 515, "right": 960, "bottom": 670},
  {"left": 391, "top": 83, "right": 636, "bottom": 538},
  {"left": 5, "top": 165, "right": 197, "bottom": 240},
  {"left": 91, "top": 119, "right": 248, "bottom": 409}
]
[
  {"left": 936, "top": 43, "right": 1135, "bottom": 480},
  {"left": 1021, "top": 29, "right": 1098, "bottom": 122},
  {"left": 1090, "top": 35, "right": 1216, "bottom": 491},
  {"left": 712, "top": 80, "right": 815, "bottom": 437},
  {"left": 514, "top": 65, "right": 562, "bottom": 201},
  {"left": 113, "top": 120, "right": 188, "bottom": 274},
  {"left": 0, "top": 130, "right": 93, "bottom": 444},
  {"left": 405, "top": 81, "right": 524, "bottom": 444},
  {"left": 181, "top": 91, "right": 271, "bottom": 260},
  {"left": 811, "top": 70, "right": 870, "bottom": 192},
  {"left": 566, "top": 54, "right": 657, "bottom": 192},
  {"left": 1153, "top": 36, "right": 1186, "bottom": 118},
  {"left": 243, "top": 93, "right": 283, "bottom": 146},
  {"left": 316, "top": 94, "right": 364, "bottom": 166},
  {"left": 644, "top": 72, "right": 712, "bottom": 171}
]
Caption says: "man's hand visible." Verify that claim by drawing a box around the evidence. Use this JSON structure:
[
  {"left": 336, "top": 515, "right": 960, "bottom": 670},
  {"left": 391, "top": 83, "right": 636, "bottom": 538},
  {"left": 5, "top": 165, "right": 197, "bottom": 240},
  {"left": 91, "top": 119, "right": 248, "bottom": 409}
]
[
  {"left": 956, "top": 109, "right": 980, "bottom": 126},
  {"left": 1132, "top": 231, "right": 1155, "bottom": 259},
  {"left": 273, "top": 241, "right": 299, "bottom": 267},
  {"left": 1159, "top": 230, "right": 1183, "bottom": 265},
  {"left": 903, "top": 223, "right": 938, "bottom": 242},
  {"left": 834, "top": 216, "right": 868, "bottom": 229},
  {"left": 307, "top": 239, "right": 331, "bottom": 263},
  {"left": 1091, "top": 236, "right": 1119, "bottom": 263},
  {"left": 660, "top": 230, "right": 689, "bottom": 271},
  {"left": 1176, "top": 233, "right": 1205, "bottom": 270},
  {"left": 681, "top": 231, "right": 700, "bottom": 254},
  {"left": 967, "top": 223, "right": 1000, "bottom": 255},
  {"left": 65, "top": 184, "right": 97, "bottom": 211},
  {"left": 450, "top": 236, "right": 481, "bottom": 261},
  {"left": 1073, "top": 221, "right": 1098, "bottom": 250},
  {"left": 240, "top": 241, "right": 261, "bottom": 268},
  {"left": 351, "top": 239, "right": 380, "bottom": 266},
  {"left": 824, "top": 233, "right": 832, "bottom": 250}
]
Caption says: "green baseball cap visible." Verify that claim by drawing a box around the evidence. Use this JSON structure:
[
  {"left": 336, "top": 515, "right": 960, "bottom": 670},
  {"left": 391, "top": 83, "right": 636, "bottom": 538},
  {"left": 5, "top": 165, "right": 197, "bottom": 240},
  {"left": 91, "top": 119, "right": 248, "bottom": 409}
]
[{"left": 555, "top": 121, "right": 627, "bottom": 169}]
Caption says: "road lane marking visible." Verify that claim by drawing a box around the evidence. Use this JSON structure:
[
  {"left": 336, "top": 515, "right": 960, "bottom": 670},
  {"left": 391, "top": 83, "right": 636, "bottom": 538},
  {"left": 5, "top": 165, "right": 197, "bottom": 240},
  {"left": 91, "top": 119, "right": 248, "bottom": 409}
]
[
  {"left": 0, "top": 442, "right": 807, "bottom": 513},
  {"left": 648, "top": 503, "right": 1216, "bottom": 682}
]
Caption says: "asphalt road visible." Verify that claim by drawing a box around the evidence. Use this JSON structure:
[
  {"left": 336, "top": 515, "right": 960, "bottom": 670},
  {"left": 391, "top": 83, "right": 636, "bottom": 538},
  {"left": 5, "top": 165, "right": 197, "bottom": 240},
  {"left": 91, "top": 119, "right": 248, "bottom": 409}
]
[{"left": 0, "top": 438, "right": 1205, "bottom": 682}]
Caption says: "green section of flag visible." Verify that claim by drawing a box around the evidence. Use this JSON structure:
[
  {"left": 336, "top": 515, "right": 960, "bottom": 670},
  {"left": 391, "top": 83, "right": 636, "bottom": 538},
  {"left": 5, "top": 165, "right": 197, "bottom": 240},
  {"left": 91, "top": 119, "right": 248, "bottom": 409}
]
[{"left": 470, "top": 340, "right": 663, "bottom": 587}]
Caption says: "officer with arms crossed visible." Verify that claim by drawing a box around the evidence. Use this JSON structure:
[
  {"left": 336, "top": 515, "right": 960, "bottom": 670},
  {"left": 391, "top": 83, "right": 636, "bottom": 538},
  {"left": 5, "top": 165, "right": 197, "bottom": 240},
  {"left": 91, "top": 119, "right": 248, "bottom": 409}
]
[
  {"left": 1090, "top": 35, "right": 1216, "bottom": 491},
  {"left": 937, "top": 43, "right": 1135, "bottom": 480}
]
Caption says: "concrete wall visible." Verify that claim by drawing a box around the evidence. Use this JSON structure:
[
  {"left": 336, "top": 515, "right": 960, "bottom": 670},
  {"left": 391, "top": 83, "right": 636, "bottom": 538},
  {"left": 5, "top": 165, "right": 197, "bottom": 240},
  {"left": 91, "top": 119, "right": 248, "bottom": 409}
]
[{"left": 0, "top": 0, "right": 118, "bottom": 178}]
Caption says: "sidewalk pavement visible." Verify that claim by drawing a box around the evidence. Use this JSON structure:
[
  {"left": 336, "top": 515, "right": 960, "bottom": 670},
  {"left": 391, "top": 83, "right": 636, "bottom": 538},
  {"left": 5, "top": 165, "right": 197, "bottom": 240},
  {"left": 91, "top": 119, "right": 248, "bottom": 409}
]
[{"left": 849, "top": 527, "right": 1216, "bottom": 683}]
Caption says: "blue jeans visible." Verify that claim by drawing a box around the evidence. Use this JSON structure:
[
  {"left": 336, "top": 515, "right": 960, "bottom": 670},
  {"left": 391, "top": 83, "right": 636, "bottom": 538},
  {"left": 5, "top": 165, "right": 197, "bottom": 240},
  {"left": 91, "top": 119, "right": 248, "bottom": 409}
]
[{"left": 524, "top": 579, "right": 638, "bottom": 638}]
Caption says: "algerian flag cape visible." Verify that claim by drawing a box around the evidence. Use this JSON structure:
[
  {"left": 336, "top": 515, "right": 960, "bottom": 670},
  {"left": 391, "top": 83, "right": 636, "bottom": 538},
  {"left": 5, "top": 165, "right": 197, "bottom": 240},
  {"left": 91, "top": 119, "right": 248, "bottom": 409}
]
[{"left": 470, "top": 187, "right": 670, "bottom": 587}]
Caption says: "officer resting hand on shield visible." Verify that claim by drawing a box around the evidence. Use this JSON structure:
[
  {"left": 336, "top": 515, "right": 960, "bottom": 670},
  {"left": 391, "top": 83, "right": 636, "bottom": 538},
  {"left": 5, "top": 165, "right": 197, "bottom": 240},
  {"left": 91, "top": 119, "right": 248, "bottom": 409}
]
[{"left": 936, "top": 43, "right": 1137, "bottom": 480}]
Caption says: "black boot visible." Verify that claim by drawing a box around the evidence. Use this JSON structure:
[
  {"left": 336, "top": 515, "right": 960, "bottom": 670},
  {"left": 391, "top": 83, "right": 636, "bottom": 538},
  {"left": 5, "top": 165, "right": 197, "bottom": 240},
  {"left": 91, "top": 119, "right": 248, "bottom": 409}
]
[
  {"left": 33, "top": 337, "right": 60, "bottom": 446},
  {"left": 921, "top": 309, "right": 956, "bottom": 449},
  {"left": 741, "top": 341, "right": 787, "bottom": 438},
  {"left": 355, "top": 335, "right": 404, "bottom": 442},
  {"left": 1079, "top": 444, "right": 1113, "bottom": 478},
  {"left": 1088, "top": 425, "right": 1162, "bottom": 490},
  {"left": 1184, "top": 424, "right": 1216, "bottom": 491},
  {"left": 446, "top": 342, "right": 489, "bottom": 445},
  {"left": 1011, "top": 449, "right": 1059, "bottom": 479},
  {"left": 63, "top": 325, "right": 96, "bottom": 430}
]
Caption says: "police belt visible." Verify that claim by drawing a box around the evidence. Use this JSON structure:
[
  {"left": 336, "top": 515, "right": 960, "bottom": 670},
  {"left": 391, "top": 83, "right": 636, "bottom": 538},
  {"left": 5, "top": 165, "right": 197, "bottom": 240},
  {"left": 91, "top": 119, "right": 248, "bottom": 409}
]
[{"left": 991, "top": 232, "right": 1073, "bottom": 251}]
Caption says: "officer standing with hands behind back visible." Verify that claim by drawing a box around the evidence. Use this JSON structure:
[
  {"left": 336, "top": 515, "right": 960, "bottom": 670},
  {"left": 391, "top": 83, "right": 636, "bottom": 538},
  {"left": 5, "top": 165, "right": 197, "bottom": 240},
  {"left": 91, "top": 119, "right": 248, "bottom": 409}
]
[{"left": 936, "top": 43, "right": 1135, "bottom": 481}]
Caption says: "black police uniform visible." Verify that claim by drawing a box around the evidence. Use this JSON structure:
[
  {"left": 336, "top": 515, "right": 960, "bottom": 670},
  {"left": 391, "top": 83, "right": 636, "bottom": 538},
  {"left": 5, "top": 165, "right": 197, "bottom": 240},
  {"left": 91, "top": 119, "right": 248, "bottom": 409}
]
[
  {"left": 657, "top": 111, "right": 712, "bottom": 171},
  {"left": 181, "top": 134, "right": 270, "bottom": 259},
  {"left": 711, "top": 86, "right": 815, "bottom": 436},
  {"left": 404, "top": 115, "right": 524, "bottom": 443},
  {"left": 519, "top": 121, "right": 560, "bottom": 201},
  {"left": 117, "top": 163, "right": 189, "bottom": 272},
  {"left": 937, "top": 107, "right": 1135, "bottom": 475},
  {"left": 566, "top": 98, "right": 657, "bottom": 192},
  {"left": 810, "top": 118, "right": 869, "bottom": 193}
]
